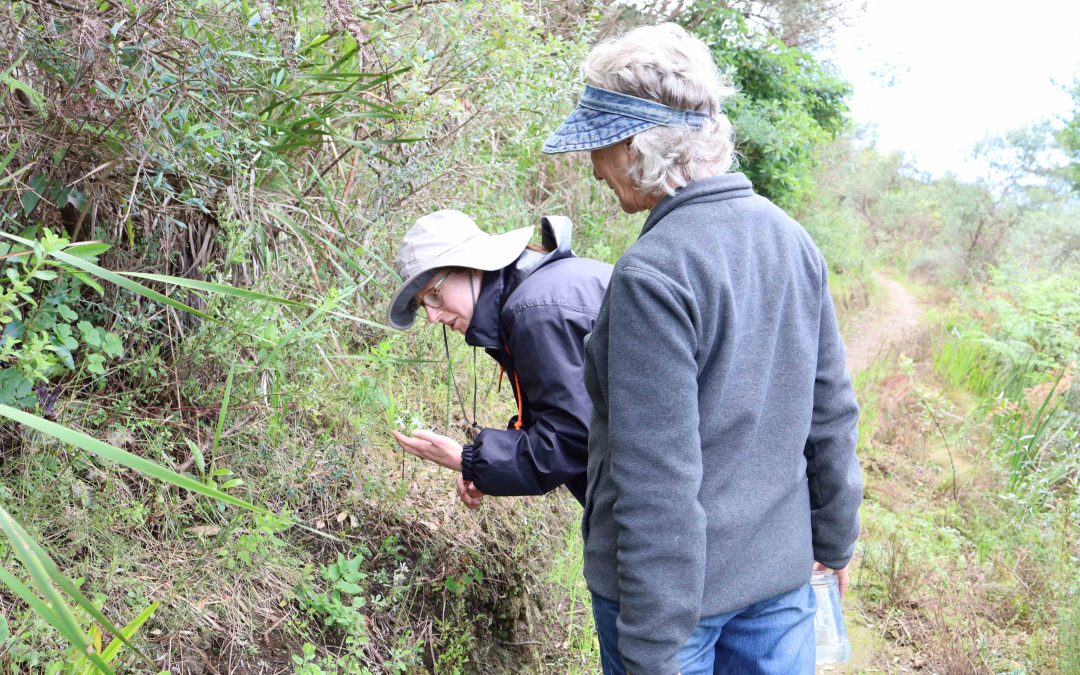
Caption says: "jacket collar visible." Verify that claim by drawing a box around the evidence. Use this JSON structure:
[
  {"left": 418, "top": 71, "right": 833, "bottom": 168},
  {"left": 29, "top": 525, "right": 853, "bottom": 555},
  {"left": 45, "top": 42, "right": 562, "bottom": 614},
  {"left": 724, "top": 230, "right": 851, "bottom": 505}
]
[
  {"left": 463, "top": 216, "right": 579, "bottom": 350},
  {"left": 640, "top": 173, "right": 755, "bottom": 238},
  {"left": 464, "top": 269, "right": 505, "bottom": 350}
]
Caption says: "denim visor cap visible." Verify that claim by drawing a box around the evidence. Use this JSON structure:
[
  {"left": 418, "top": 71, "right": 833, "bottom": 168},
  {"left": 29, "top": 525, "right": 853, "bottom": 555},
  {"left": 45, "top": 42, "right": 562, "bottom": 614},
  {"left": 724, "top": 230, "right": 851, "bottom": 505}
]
[{"left": 542, "top": 85, "right": 710, "bottom": 154}]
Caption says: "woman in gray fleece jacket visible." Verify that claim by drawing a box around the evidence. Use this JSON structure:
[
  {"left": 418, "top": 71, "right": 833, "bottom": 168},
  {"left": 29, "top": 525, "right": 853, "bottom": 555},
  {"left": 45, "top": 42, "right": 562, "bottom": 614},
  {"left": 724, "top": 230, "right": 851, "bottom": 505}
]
[{"left": 542, "top": 23, "right": 863, "bottom": 675}]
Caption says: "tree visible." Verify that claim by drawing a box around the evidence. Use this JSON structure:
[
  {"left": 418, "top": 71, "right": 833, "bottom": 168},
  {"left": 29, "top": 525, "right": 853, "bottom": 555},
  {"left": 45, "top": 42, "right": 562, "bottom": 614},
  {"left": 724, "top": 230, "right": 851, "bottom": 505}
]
[
  {"left": 687, "top": 5, "right": 852, "bottom": 209},
  {"left": 1057, "top": 78, "right": 1080, "bottom": 194},
  {"left": 641, "top": 0, "right": 862, "bottom": 49}
]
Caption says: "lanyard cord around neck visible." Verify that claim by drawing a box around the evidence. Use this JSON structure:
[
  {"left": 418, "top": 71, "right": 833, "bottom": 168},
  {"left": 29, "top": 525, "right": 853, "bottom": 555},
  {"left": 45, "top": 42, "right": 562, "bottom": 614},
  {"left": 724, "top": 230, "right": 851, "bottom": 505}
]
[
  {"left": 441, "top": 270, "right": 481, "bottom": 440},
  {"left": 442, "top": 325, "right": 477, "bottom": 431}
]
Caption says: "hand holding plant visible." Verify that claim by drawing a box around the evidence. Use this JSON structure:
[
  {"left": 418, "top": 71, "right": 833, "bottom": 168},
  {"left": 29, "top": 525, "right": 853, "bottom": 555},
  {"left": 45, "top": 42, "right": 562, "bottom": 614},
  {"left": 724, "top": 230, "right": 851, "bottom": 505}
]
[{"left": 391, "top": 428, "right": 463, "bottom": 471}]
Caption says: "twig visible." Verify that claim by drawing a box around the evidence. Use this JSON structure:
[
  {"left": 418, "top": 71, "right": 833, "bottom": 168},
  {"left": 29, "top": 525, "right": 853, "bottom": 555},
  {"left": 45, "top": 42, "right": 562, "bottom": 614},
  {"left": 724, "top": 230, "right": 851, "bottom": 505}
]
[{"left": 920, "top": 397, "right": 959, "bottom": 503}]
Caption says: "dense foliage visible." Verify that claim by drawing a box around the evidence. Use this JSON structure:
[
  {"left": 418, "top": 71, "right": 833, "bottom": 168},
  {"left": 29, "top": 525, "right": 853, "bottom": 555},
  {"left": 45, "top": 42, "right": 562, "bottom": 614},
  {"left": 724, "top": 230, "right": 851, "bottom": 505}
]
[
  {"left": 684, "top": 3, "right": 851, "bottom": 209},
  {"left": 1, "top": 0, "right": 612, "bottom": 670},
  {"left": 1058, "top": 78, "right": 1080, "bottom": 193},
  {"left": 2, "top": 0, "right": 1073, "bottom": 672}
]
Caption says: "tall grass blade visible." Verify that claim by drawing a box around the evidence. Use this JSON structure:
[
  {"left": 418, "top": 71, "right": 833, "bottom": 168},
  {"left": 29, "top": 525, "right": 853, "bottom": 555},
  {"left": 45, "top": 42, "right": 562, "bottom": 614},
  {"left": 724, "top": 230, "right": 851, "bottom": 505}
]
[
  {"left": 0, "top": 502, "right": 154, "bottom": 667},
  {"left": 0, "top": 232, "right": 209, "bottom": 319},
  {"left": 118, "top": 272, "right": 305, "bottom": 306},
  {"left": 0, "top": 506, "right": 118, "bottom": 674},
  {"left": 0, "top": 405, "right": 267, "bottom": 513},
  {"left": 213, "top": 363, "right": 236, "bottom": 457},
  {"left": 99, "top": 601, "right": 159, "bottom": 663},
  {"left": 0, "top": 564, "right": 61, "bottom": 630}
]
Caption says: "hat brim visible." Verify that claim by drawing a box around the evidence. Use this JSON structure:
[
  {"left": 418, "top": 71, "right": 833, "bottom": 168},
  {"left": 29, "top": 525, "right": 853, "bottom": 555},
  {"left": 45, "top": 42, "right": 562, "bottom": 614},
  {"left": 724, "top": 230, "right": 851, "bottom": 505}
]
[
  {"left": 542, "top": 106, "right": 660, "bottom": 154},
  {"left": 387, "top": 225, "right": 534, "bottom": 329}
]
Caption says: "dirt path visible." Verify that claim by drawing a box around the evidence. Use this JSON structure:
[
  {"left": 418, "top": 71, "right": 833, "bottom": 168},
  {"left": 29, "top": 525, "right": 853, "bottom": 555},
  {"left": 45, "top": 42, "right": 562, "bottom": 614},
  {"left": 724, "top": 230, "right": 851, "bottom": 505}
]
[
  {"left": 817, "top": 272, "right": 926, "bottom": 674},
  {"left": 843, "top": 272, "right": 924, "bottom": 376}
]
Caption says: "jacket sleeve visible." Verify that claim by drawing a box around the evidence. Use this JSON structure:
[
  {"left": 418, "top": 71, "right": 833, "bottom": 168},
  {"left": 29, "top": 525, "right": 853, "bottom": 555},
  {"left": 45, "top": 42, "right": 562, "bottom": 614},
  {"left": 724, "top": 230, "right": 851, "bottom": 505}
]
[
  {"left": 804, "top": 261, "right": 863, "bottom": 569},
  {"left": 460, "top": 304, "right": 592, "bottom": 500},
  {"left": 605, "top": 267, "right": 706, "bottom": 675}
]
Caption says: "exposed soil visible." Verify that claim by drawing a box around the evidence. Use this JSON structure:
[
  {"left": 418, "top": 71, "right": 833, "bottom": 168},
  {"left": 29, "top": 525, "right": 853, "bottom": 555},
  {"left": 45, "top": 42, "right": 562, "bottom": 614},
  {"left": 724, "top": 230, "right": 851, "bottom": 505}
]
[
  {"left": 844, "top": 273, "right": 925, "bottom": 376},
  {"left": 819, "top": 272, "right": 927, "bottom": 675}
]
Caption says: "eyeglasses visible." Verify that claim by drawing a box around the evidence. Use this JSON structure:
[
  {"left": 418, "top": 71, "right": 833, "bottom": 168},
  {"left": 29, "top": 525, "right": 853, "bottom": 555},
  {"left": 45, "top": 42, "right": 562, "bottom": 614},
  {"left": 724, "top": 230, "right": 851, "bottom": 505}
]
[{"left": 412, "top": 269, "right": 453, "bottom": 314}]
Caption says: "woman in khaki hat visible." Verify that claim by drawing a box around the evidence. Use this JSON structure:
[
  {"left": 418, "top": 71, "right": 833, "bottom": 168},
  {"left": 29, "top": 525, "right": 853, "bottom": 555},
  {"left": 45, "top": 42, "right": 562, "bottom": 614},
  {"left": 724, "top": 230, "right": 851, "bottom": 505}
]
[{"left": 388, "top": 209, "right": 610, "bottom": 508}]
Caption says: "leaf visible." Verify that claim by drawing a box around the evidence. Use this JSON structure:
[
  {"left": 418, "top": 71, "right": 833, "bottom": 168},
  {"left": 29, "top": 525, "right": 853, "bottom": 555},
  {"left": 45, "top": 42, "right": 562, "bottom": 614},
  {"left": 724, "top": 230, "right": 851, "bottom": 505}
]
[
  {"left": 0, "top": 137, "right": 23, "bottom": 175},
  {"left": 101, "top": 332, "right": 123, "bottom": 358},
  {"left": 212, "top": 362, "right": 235, "bottom": 457},
  {"left": 0, "top": 233, "right": 211, "bottom": 319},
  {"left": 0, "top": 72, "right": 45, "bottom": 113},
  {"left": 64, "top": 241, "right": 112, "bottom": 259},
  {"left": 50, "top": 345, "right": 75, "bottom": 369},
  {"left": 336, "top": 581, "right": 364, "bottom": 595},
  {"left": 85, "top": 353, "right": 105, "bottom": 374},
  {"left": 99, "top": 601, "right": 159, "bottom": 662},
  {"left": 21, "top": 174, "right": 47, "bottom": 216},
  {"left": 32, "top": 270, "right": 57, "bottom": 281},
  {"left": 0, "top": 505, "right": 119, "bottom": 675},
  {"left": 118, "top": 272, "right": 304, "bottom": 306},
  {"left": 0, "top": 370, "right": 35, "bottom": 408},
  {"left": 0, "top": 405, "right": 269, "bottom": 514},
  {"left": 0, "top": 565, "right": 61, "bottom": 640},
  {"left": 185, "top": 438, "right": 205, "bottom": 476},
  {"left": 69, "top": 271, "right": 105, "bottom": 296},
  {"left": 56, "top": 304, "right": 78, "bottom": 322},
  {"left": 78, "top": 321, "right": 102, "bottom": 347}
]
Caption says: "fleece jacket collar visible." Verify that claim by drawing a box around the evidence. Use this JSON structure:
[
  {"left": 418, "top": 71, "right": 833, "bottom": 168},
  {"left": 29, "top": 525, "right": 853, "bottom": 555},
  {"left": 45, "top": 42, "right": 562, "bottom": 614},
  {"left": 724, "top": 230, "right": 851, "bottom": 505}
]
[{"left": 641, "top": 173, "right": 755, "bottom": 238}]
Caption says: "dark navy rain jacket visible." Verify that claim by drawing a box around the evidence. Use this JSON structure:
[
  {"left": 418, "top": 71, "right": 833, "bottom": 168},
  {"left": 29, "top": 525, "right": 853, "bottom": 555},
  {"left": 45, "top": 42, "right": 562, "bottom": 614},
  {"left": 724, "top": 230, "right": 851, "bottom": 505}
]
[{"left": 459, "top": 217, "right": 611, "bottom": 506}]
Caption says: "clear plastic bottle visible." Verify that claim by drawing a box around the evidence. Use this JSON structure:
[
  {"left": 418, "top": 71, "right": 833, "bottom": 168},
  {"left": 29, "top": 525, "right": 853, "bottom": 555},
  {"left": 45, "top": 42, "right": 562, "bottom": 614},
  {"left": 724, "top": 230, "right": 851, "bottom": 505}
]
[{"left": 811, "top": 570, "right": 852, "bottom": 664}]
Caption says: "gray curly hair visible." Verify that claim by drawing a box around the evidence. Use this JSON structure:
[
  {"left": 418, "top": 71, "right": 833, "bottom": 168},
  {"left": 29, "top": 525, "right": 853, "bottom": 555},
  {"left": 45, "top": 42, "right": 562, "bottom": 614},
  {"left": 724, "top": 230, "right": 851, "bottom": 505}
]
[{"left": 583, "top": 22, "right": 737, "bottom": 196}]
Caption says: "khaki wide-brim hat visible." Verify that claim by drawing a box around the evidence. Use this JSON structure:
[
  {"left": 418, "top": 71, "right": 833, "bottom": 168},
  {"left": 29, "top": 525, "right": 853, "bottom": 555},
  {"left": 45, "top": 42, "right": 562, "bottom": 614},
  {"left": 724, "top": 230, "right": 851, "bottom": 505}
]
[{"left": 387, "top": 209, "right": 533, "bottom": 329}]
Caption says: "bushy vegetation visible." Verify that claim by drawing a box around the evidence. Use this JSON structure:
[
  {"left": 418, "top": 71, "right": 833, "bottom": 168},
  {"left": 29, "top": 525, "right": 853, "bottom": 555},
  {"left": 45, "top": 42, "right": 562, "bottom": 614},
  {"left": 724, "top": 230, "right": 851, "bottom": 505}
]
[
  {"left": 686, "top": 4, "right": 850, "bottom": 210},
  {"left": 0, "top": 0, "right": 618, "bottom": 670},
  {"left": 4, "top": 0, "right": 1073, "bottom": 672},
  {"left": 823, "top": 111, "right": 1079, "bottom": 671}
]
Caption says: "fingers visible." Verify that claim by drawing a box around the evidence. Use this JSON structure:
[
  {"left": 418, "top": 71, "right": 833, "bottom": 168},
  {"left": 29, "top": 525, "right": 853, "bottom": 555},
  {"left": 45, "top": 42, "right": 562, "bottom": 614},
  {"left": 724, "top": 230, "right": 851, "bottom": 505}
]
[
  {"left": 391, "top": 430, "right": 429, "bottom": 456},
  {"left": 411, "top": 428, "right": 452, "bottom": 447},
  {"left": 813, "top": 561, "right": 850, "bottom": 597},
  {"left": 455, "top": 477, "right": 483, "bottom": 509},
  {"left": 392, "top": 430, "right": 461, "bottom": 470}
]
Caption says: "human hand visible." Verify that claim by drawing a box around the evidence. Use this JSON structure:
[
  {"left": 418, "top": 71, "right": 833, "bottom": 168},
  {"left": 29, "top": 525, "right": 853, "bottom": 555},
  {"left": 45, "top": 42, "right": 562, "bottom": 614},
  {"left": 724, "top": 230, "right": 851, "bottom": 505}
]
[
  {"left": 456, "top": 475, "right": 484, "bottom": 509},
  {"left": 391, "top": 428, "right": 463, "bottom": 471},
  {"left": 813, "top": 561, "right": 850, "bottom": 597}
]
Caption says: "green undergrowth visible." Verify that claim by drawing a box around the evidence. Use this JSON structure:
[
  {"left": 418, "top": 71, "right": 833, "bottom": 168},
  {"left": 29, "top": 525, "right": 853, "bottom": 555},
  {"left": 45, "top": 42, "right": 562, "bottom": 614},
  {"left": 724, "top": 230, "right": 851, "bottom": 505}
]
[
  {"left": 1, "top": 318, "right": 590, "bottom": 670},
  {"left": 847, "top": 271, "right": 1078, "bottom": 673}
]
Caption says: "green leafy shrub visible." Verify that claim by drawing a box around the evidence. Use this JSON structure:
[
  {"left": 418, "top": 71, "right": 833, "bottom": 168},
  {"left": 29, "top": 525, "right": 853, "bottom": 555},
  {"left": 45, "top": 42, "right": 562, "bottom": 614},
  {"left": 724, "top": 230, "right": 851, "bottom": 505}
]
[
  {"left": 685, "top": 3, "right": 851, "bottom": 210},
  {"left": 1, "top": 229, "right": 122, "bottom": 407}
]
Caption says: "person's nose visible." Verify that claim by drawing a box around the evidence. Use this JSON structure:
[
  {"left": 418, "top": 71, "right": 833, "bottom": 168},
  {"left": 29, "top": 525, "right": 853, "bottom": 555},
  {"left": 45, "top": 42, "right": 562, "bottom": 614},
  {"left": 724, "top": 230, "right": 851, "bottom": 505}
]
[{"left": 424, "top": 305, "right": 440, "bottom": 324}]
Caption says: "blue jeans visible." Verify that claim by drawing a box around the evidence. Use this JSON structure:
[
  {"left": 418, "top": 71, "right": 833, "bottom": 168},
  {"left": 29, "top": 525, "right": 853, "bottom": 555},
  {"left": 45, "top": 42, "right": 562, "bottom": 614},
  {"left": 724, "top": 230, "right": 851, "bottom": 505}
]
[{"left": 591, "top": 584, "right": 816, "bottom": 675}]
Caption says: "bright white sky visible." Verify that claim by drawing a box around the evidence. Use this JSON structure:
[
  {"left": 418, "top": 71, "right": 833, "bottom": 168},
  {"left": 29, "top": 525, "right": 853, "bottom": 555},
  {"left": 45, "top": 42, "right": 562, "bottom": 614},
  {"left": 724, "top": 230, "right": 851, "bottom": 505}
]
[{"left": 824, "top": 0, "right": 1080, "bottom": 180}]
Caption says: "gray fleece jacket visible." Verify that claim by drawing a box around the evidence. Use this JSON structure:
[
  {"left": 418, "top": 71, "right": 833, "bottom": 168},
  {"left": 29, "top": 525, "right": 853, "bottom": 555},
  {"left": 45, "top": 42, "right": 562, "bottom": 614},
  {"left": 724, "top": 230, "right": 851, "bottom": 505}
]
[{"left": 581, "top": 173, "right": 862, "bottom": 674}]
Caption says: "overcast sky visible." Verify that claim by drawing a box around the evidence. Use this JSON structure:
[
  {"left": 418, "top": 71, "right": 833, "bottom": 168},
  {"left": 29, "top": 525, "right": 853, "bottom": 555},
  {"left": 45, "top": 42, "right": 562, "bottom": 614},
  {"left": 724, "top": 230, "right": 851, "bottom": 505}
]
[{"left": 824, "top": 0, "right": 1080, "bottom": 180}]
